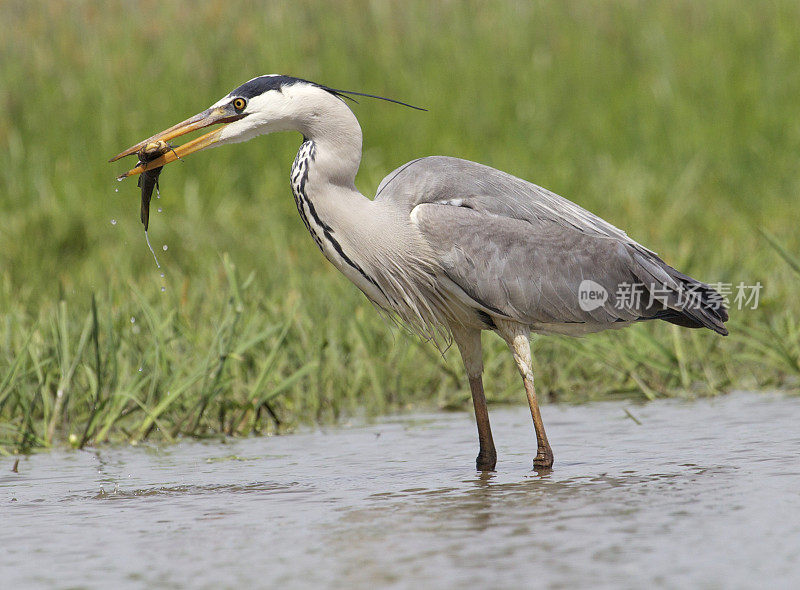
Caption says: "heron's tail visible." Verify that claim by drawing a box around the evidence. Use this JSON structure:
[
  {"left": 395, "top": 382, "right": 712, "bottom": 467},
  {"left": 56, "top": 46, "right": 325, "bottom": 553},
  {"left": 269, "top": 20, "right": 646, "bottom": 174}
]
[
  {"left": 633, "top": 252, "right": 729, "bottom": 336},
  {"left": 651, "top": 277, "right": 729, "bottom": 335}
]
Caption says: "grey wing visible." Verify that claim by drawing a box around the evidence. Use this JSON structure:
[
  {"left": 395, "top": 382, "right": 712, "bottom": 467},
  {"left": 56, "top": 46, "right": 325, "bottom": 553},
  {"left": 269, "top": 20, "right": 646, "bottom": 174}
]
[
  {"left": 376, "top": 156, "right": 649, "bottom": 249},
  {"left": 376, "top": 156, "right": 728, "bottom": 333},
  {"left": 412, "top": 203, "right": 655, "bottom": 327}
]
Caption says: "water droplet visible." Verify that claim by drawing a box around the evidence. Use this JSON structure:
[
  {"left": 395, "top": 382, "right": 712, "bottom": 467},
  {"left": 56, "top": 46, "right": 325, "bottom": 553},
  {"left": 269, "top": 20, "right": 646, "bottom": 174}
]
[
  {"left": 162, "top": 245, "right": 168, "bottom": 251},
  {"left": 138, "top": 367, "right": 143, "bottom": 372},
  {"left": 160, "top": 273, "right": 165, "bottom": 278},
  {"left": 157, "top": 207, "right": 162, "bottom": 213},
  {"left": 110, "top": 219, "right": 117, "bottom": 225},
  {"left": 161, "top": 287, "right": 166, "bottom": 292},
  {"left": 114, "top": 187, "right": 119, "bottom": 193},
  {"left": 130, "top": 316, "right": 136, "bottom": 324}
]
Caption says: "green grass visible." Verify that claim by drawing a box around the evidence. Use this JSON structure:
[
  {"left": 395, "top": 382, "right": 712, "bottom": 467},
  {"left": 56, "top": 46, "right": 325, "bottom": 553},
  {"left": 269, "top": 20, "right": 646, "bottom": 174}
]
[{"left": 1, "top": 0, "right": 799, "bottom": 453}]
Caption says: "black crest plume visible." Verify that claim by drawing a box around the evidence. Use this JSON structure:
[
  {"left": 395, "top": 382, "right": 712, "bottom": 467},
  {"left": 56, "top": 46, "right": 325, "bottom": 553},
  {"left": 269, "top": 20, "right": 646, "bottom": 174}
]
[{"left": 229, "top": 75, "right": 427, "bottom": 111}]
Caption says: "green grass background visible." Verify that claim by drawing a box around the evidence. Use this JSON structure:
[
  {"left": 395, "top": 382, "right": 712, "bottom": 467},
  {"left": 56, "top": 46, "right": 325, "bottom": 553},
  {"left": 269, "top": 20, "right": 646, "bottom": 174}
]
[{"left": 1, "top": 0, "right": 799, "bottom": 452}]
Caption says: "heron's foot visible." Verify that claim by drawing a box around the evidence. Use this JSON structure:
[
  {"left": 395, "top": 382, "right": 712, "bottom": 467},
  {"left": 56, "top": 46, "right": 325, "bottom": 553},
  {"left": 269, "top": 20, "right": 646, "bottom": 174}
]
[
  {"left": 476, "top": 450, "right": 497, "bottom": 472},
  {"left": 533, "top": 447, "right": 554, "bottom": 470}
]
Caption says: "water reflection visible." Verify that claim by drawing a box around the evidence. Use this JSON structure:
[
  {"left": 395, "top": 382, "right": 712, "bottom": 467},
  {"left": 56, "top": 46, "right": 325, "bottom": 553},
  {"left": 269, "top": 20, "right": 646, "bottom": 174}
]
[{"left": 351, "top": 461, "right": 739, "bottom": 539}]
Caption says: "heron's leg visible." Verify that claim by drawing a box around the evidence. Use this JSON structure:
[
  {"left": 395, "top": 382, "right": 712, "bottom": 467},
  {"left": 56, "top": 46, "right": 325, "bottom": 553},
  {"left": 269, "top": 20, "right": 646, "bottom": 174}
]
[
  {"left": 452, "top": 325, "right": 497, "bottom": 471},
  {"left": 498, "top": 322, "right": 553, "bottom": 469},
  {"left": 467, "top": 374, "right": 497, "bottom": 471}
]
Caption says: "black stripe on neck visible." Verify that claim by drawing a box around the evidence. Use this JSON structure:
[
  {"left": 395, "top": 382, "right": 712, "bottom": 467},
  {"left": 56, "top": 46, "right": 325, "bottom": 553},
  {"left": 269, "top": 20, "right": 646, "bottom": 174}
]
[{"left": 291, "top": 141, "right": 388, "bottom": 299}]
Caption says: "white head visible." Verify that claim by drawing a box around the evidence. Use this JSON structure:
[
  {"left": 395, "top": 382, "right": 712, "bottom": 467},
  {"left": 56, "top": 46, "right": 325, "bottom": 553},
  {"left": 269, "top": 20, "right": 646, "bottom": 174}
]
[{"left": 212, "top": 75, "right": 360, "bottom": 145}]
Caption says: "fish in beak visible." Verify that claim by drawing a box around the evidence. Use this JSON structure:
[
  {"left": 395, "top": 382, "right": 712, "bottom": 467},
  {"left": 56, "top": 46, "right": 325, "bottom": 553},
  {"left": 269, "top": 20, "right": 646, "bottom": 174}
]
[
  {"left": 110, "top": 105, "right": 247, "bottom": 179},
  {"left": 136, "top": 141, "right": 170, "bottom": 231}
]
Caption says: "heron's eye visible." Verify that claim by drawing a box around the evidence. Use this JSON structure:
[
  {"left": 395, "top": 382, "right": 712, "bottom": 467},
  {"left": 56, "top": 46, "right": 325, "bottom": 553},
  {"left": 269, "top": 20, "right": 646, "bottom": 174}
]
[{"left": 232, "top": 98, "right": 247, "bottom": 111}]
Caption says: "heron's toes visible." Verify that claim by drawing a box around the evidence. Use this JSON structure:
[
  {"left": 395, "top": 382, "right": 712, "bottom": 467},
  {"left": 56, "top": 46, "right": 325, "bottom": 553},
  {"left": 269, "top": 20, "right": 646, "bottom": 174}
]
[
  {"left": 476, "top": 451, "right": 497, "bottom": 472},
  {"left": 533, "top": 447, "right": 554, "bottom": 470}
]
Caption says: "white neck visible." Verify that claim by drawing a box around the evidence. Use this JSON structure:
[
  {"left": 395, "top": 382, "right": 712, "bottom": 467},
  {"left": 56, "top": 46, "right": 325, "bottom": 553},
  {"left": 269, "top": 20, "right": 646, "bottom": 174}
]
[
  {"left": 296, "top": 95, "right": 363, "bottom": 189},
  {"left": 288, "top": 92, "right": 389, "bottom": 301}
]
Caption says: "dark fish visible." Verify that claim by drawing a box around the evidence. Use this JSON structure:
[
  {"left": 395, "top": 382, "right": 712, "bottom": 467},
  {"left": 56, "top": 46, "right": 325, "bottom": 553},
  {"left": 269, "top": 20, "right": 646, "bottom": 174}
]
[{"left": 136, "top": 141, "right": 170, "bottom": 231}]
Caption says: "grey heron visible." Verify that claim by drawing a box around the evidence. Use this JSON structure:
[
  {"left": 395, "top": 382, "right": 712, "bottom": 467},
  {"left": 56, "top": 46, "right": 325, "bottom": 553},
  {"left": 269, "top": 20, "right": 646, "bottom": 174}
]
[{"left": 112, "top": 75, "right": 728, "bottom": 471}]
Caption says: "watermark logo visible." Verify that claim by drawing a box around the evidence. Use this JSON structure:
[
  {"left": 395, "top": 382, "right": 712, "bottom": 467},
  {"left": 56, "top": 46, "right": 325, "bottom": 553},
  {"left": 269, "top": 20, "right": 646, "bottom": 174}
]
[
  {"left": 578, "top": 279, "right": 609, "bottom": 311},
  {"left": 613, "top": 281, "right": 761, "bottom": 311},
  {"left": 575, "top": 279, "right": 763, "bottom": 311}
]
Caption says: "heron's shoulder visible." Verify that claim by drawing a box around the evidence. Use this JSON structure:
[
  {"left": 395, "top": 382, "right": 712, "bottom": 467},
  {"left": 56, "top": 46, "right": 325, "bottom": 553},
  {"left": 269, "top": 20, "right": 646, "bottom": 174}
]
[{"left": 374, "top": 156, "right": 500, "bottom": 203}]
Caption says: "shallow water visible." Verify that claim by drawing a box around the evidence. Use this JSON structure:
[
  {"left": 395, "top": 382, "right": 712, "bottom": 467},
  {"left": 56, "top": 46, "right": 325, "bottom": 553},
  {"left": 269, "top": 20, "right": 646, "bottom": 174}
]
[{"left": 2, "top": 392, "right": 800, "bottom": 589}]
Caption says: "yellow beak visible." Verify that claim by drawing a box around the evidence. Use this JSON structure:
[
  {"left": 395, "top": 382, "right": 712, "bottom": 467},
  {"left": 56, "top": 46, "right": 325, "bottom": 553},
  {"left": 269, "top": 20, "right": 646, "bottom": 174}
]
[{"left": 110, "top": 106, "right": 246, "bottom": 179}]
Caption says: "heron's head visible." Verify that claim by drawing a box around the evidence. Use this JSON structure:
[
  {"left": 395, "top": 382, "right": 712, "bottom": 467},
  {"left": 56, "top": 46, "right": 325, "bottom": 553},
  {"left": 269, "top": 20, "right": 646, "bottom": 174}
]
[{"left": 111, "top": 75, "right": 353, "bottom": 177}]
